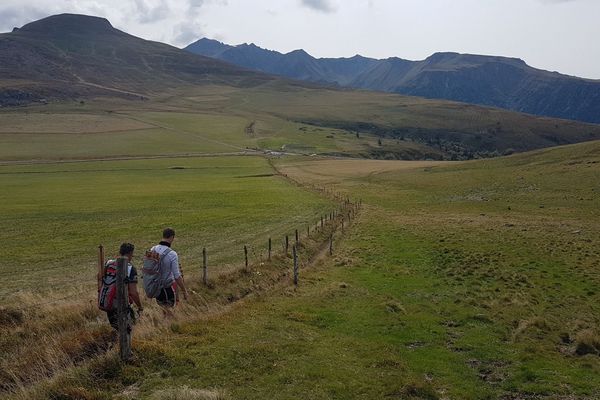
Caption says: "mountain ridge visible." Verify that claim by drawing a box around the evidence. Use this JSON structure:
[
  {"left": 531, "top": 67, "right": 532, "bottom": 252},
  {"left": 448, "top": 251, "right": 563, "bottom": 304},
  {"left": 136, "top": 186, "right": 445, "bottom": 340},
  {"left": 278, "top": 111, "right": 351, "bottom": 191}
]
[
  {"left": 0, "top": 14, "right": 272, "bottom": 105},
  {"left": 185, "top": 38, "right": 600, "bottom": 123}
]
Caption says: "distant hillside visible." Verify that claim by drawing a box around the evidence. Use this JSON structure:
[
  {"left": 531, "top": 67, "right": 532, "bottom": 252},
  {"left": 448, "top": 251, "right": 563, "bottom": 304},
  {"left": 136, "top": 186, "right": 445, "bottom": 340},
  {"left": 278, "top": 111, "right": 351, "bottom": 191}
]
[
  {"left": 0, "top": 14, "right": 271, "bottom": 104},
  {"left": 2, "top": 14, "right": 600, "bottom": 162},
  {"left": 186, "top": 38, "right": 600, "bottom": 124}
]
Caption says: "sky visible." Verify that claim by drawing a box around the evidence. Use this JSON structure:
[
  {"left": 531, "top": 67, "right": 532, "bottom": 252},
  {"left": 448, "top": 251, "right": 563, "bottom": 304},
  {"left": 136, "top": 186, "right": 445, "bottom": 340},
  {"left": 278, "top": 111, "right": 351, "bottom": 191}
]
[{"left": 1, "top": 0, "right": 599, "bottom": 79}]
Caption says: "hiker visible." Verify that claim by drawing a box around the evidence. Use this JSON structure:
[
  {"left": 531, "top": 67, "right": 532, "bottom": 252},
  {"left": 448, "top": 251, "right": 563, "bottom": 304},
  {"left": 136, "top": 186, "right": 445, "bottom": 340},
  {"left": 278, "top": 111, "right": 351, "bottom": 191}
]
[
  {"left": 150, "top": 228, "right": 188, "bottom": 310},
  {"left": 98, "top": 243, "right": 143, "bottom": 330}
]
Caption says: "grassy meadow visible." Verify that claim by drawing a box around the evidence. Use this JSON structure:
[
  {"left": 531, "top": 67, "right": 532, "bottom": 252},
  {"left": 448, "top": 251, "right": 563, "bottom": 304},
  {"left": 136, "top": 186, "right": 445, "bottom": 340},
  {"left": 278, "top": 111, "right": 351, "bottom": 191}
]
[
  {"left": 1, "top": 85, "right": 600, "bottom": 399},
  {"left": 0, "top": 153, "right": 342, "bottom": 397},
  {"left": 0, "top": 155, "right": 334, "bottom": 301},
  {"left": 4, "top": 140, "right": 596, "bottom": 399},
  {"left": 43, "top": 140, "right": 597, "bottom": 399}
]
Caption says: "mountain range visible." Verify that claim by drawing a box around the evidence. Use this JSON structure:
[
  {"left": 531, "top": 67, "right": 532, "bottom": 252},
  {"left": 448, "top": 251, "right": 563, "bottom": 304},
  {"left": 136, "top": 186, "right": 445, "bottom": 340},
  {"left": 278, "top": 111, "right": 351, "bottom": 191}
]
[
  {"left": 186, "top": 38, "right": 600, "bottom": 124},
  {"left": 1, "top": 13, "right": 600, "bottom": 161}
]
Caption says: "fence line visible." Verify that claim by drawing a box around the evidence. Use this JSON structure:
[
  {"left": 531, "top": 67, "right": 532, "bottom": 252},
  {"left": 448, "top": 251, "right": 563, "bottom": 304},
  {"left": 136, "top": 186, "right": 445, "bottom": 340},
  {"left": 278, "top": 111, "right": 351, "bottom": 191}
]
[
  {"left": 187, "top": 188, "right": 361, "bottom": 290},
  {"left": 16, "top": 193, "right": 362, "bottom": 314}
]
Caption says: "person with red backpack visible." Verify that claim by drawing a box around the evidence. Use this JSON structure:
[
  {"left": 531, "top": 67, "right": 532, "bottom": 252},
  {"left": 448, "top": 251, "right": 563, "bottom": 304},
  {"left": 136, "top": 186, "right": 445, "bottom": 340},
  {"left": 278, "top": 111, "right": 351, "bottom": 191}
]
[{"left": 98, "top": 243, "right": 143, "bottom": 330}]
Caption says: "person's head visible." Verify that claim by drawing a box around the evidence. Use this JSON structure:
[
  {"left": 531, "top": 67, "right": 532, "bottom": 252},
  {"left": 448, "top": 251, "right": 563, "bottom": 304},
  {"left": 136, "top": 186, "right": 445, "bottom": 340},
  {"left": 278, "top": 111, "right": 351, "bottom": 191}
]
[
  {"left": 119, "top": 242, "right": 135, "bottom": 260},
  {"left": 162, "top": 227, "right": 176, "bottom": 244}
]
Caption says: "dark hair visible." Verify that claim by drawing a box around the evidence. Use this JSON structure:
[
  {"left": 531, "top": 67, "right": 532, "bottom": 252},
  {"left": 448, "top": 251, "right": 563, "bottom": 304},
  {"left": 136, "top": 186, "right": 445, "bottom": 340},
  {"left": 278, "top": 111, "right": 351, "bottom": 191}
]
[
  {"left": 162, "top": 227, "right": 176, "bottom": 239},
  {"left": 119, "top": 242, "right": 135, "bottom": 256}
]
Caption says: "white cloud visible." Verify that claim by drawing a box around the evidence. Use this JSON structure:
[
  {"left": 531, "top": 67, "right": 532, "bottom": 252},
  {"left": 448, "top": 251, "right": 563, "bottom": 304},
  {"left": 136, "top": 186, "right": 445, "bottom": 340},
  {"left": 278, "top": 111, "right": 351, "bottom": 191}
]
[
  {"left": 134, "top": 0, "right": 171, "bottom": 24},
  {"left": 300, "top": 0, "right": 337, "bottom": 13}
]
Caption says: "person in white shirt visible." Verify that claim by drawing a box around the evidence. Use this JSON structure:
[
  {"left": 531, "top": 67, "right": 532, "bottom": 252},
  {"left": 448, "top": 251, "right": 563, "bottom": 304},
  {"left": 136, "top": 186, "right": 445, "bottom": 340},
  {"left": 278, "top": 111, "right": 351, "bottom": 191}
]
[{"left": 151, "top": 228, "right": 188, "bottom": 308}]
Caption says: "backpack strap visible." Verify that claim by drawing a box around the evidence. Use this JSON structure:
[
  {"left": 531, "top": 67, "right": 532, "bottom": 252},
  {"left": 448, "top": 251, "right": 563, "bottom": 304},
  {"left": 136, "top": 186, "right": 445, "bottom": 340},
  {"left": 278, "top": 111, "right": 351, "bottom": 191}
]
[
  {"left": 103, "top": 259, "right": 116, "bottom": 275},
  {"left": 159, "top": 248, "right": 172, "bottom": 267}
]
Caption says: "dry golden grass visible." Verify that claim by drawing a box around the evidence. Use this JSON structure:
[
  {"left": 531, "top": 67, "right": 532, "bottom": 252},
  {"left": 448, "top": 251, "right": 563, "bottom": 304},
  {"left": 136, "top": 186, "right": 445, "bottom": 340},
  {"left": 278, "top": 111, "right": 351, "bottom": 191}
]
[
  {"left": 575, "top": 329, "right": 600, "bottom": 356},
  {"left": 280, "top": 158, "right": 452, "bottom": 184}
]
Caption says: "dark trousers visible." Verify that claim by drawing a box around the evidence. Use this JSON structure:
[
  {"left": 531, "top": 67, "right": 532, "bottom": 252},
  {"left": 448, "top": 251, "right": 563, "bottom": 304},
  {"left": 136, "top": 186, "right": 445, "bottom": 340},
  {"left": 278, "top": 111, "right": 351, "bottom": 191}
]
[{"left": 106, "top": 307, "right": 135, "bottom": 332}]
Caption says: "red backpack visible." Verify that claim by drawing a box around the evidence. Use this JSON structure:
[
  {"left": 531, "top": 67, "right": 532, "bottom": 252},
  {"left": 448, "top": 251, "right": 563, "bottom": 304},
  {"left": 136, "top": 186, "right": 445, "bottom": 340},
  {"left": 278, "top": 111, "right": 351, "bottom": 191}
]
[{"left": 98, "top": 260, "right": 118, "bottom": 311}]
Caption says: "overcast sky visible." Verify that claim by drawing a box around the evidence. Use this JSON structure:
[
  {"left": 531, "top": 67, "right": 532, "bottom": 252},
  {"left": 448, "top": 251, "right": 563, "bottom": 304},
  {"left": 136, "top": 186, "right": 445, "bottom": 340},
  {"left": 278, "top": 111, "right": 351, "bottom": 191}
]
[{"left": 1, "top": 0, "right": 599, "bottom": 79}]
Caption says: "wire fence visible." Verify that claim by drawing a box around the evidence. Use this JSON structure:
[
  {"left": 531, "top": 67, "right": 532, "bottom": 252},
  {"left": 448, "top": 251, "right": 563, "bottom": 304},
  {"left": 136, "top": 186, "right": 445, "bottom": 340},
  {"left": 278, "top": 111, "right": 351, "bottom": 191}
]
[{"left": 10, "top": 190, "right": 362, "bottom": 314}]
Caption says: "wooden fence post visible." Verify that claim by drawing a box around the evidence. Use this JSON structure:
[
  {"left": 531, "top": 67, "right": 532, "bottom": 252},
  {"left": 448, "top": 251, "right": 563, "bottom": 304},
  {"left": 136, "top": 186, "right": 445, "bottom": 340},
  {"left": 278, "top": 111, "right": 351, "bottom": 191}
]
[
  {"left": 293, "top": 245, "right": 298, "bottom": 286},
  {"left": 307, "top": 225, "right": 310, "bottom": 238},
  {"left": 244, "top": 245, "right": 248, "bottom": 268},
  {"left": 268, "top": 237, "right": 272, "bottom": 261},
  {"left": 341, "top": 218, "right": 344, "bottom": 233},
  {"left": 116, "top": 257, "right": 131, "bottom": 362},
  {"left": 285, "top": 235, "right": 289, "bottom": 255},
  {"left": 295, "top": 229, "right": 299, "bottom": 246},
  {"left": 202, "top": 247, "right": 208, "bottom": 285},
  {"left": 329, "top": 234, "right": 333, "bottom": 256}
]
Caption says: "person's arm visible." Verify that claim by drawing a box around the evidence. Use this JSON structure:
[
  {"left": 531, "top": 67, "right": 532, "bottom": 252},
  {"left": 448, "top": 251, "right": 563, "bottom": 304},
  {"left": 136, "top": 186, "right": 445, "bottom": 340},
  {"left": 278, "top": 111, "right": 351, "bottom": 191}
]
[
  {"left": 128, "top": 283, "right": 143, "bottom": 310},
  {"left": 175, "top": 276, "right": 188, "bottom": 300},
  {"left": 171, "top": 253, "right": 188, "bottom": 300},
  {"left": 127, "top": 266, "right": 143, "bottom": 310}
]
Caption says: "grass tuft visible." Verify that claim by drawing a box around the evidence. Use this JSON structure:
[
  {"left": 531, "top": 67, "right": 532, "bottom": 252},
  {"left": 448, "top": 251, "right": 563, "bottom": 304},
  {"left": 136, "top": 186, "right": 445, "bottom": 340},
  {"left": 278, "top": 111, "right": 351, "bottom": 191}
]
[
  {"left": 394, "top": 380, "right": 439, "bottom": 400},
  {"left": 149, "top": 386, "right": 229, "bottom": 400},
  {"left": 574, "top": 329, "right": 600, "bottom": 356},
  {"left": 0, "top": 307, "right": 24, "bottom": 326}
]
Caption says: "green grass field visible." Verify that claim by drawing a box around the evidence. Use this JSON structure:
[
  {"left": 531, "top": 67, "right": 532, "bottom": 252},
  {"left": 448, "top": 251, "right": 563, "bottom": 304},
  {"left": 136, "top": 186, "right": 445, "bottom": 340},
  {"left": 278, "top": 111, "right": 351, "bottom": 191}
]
[
  {"left": 4, "top": 141, "right": 596, "bottom": 399},
  {"left": 0, "top": 155, "right": 333, "bottom": 302},
  {"left": 2, "top": 85, "right": 600, "bottom": 399}
]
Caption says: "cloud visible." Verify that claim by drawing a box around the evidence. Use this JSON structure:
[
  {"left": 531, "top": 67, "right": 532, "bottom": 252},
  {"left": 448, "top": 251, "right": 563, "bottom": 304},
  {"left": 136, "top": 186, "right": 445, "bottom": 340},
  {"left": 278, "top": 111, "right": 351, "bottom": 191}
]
[
  {"left": 173, "top": 21, "right": 204, "bottom": 46},
  {"left": 134, "top": 0, "right": 171, "bottom": 23},
  {"left": 0, "top": 4, "right": 58, "bottom": 32},
  {"left": 300, "top": 0, "right": 337, "bottom": 13}
]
